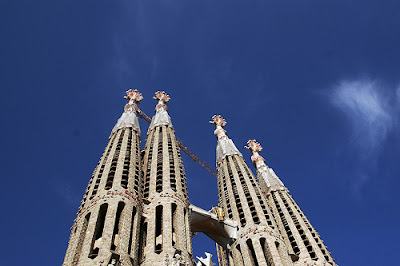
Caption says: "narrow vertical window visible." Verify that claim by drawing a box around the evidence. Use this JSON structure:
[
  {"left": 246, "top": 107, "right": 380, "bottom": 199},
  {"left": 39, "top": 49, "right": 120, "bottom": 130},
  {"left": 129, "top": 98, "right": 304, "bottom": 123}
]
[
  {"left": 89, "top": 203, "right": 108, "bottom": 258},
  {"left": 106, "top": 129, "right": 125, "bottom": 190},
  {"left": 246, "top": 239, "right": 259, "bottom": 266},
  {"left": 260, "top": 238, "right": 272, "bottom": 265},
  {"left": 128, "top": 207, "right": 137, "bottom": 255},
  {"left": 155, "top": 205, "right": 163, "bottom": 253},
  {"left": 144, "top": 133, "right": 155, "bottom": 198},
  {"left": 167, "top": 132, "right": 177, "bottom": 191},
  {"left": 72, "top": 213, "right": 90, "bottom": 264},
  {"left": 138, "top": 218, "right": 147, "bottom": 263},
  {"left": 121, "top": 128, "right": 132, "bottom": 189},
  {"left": 90, "top": 134, "right": 117, "bottom": 199},
  {"left": 111, "top": 202, "right": 125, "bottom": 251},
  {"left": 171, "top": 203, "right": 177, "bottom": 247},
  {"left": 156, "top": 127, "right": 163, "bottom": 193}
]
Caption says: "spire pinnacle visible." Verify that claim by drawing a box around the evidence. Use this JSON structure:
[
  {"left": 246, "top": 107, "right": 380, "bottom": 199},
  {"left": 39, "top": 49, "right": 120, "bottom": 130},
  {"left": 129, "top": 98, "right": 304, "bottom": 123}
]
[
  {"left": 210, "top": 115, "right": 242, "bottom": 163},
  {"left": 245, "top": 139, "right": 286, "bottom": 192},
  {"left": 125, "top": 88, "right": 143, "bottom": 103},
  {"left": 124, "top": 89, "right": 143, "bottom": 112},
  {"left": 148, "top": 91, "right": 173, "bottom": 132},
  {"left": 110, "top": 89, "right": 142, "bottom": 137},
  {"left": 245, "top": 139, "right": 265, "bottom": 168},
  {"left": 153, "top": 90, "right": 170, "bottom": 103}
]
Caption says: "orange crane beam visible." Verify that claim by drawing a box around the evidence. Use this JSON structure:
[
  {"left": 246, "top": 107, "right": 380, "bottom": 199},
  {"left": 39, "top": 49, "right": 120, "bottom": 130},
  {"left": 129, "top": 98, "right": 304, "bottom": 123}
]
[{"left": 136, "top": 108, "right": 218, "bottom": 179}]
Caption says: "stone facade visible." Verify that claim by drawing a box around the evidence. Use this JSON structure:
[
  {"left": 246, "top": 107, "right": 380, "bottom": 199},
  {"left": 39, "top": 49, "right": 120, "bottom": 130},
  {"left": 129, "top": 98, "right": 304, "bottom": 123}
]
[
  {"left": 246, "top": 140, "right": 336, "bottom": 266},
  {"left": 210, "top": 115, "right": 293, "bottom": 266},
  {"left": 63, "top": 90, "right": 144, "bottom": 266},
  {"left": 63, "top": 91, "right": 336, "bottom": 266},
  {"left": 140, "top": 92, "right": 193, "bottom": 265}
]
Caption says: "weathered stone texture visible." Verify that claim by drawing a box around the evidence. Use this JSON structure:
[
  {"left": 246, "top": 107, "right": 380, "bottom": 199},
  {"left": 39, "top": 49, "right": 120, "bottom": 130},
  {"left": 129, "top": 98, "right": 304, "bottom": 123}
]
[{"left": 63, "top": 126, "right": 143, "bottom": 266}]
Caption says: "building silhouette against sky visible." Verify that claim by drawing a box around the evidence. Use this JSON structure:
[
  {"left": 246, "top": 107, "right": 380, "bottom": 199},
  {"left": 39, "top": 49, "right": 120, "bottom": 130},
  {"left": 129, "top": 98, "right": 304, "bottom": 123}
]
[{"left": 63, "top": 90, "right": 336, "bottom": 266}]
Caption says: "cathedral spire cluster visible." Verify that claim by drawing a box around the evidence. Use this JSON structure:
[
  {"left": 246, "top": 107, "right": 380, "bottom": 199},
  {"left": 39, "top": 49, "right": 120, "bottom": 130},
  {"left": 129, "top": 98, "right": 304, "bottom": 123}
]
[{"left": 63, "top": 90, "right": 336, "bottom": 266}]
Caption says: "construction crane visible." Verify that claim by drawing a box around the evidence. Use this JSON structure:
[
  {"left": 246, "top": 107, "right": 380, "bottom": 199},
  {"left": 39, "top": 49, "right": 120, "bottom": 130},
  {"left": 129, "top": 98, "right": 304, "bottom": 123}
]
[
  {"left": 137, "top": 108, "right": 218, "bottom": 178},
  {"left": 137, "top": 107, "right": 226, "bottom": 265}
]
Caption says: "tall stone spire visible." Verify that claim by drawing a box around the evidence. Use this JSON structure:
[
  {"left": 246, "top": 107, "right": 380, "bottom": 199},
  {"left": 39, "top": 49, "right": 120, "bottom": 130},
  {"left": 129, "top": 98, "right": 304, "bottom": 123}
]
[
  {"left": 148, "top": 91, "right": 173, "bottom": 133},
  {"left": 245, "top": 140, "right": 286, "bottom": 195},
  {"left": 210, "top": 115, "right": 293, "bottom": 266},
  {"left": 209, "top": 115, "right": 242, "bottom": 164},
  {"left": 140, "top": 91, "right": 193, "bottom": 265},
  {"left": 111, "top": 88, "right": 143, "bottom": 136},
  {"left": 63, "top": 89, "right": 144, "bottom": 265},
  {"left": 246, "top": 139, "right": 336, "bottom": 266}
]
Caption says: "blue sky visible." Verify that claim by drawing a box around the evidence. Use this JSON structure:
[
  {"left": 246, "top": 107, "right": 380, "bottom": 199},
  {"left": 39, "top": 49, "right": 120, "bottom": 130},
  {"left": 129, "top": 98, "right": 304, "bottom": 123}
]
[{"left": 1, "top": 1, "right": 399, "bottom": 265}]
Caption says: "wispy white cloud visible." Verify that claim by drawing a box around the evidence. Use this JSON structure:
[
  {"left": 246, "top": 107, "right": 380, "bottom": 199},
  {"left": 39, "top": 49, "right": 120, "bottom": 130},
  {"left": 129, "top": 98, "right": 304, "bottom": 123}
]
[
  {"left": 331, "top": 79, "right": 393, "bottom": 157},
  {"left": 329, "top": 78, "right": 397, "bottom": 195}
]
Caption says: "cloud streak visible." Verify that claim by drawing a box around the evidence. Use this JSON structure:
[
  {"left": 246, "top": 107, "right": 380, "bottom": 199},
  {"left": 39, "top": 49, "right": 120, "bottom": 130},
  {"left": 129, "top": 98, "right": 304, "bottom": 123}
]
[
  {"left": 331, "top": 79, "right": 393, "bottom": 157},
  {"left": 329, "top": 78, "right": 397, "bottom": 195}
]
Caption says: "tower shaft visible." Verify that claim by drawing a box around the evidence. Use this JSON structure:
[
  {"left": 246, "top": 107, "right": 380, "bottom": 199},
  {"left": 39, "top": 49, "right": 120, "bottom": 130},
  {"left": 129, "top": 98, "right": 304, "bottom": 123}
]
[
  {"left": 63, "top": 90, "right": 143, "bottom": 266},
  {"left": 140, "top": 92, "right": 193, "bottom": 266},
  {"left": 211, "top": 116, "right": 293, "bottom": 266},
  {"left": 246, "top": 139, "right": 336, "bottom": 266}
]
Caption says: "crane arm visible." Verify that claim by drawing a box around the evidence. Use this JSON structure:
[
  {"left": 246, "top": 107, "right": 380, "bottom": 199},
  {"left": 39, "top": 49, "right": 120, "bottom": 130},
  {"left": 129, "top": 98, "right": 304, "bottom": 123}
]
[{"left": 136, "top": 108, "right": 218, "bottom": 179}]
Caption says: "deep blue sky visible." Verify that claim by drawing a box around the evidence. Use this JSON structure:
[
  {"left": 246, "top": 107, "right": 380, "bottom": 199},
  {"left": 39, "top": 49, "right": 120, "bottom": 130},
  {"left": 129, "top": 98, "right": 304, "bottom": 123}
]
[{"left": 1, "top": 1, "right": 399, "bottom": 265}]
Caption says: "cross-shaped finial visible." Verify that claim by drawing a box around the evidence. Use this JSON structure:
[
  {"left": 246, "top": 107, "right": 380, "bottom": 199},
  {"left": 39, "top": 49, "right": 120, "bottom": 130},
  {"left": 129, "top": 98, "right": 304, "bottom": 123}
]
[
  {"left": 245, "top": 139, "right": 263, "bottom": 153},
  {"left": 153, "top": 91, "right": 170, "bottom": 103},
  {"left": 209, "top": 115, "right": 227, "bottom": 128},
  {"left": 124, "top": 89, "right": 143, "bottom": 103}
]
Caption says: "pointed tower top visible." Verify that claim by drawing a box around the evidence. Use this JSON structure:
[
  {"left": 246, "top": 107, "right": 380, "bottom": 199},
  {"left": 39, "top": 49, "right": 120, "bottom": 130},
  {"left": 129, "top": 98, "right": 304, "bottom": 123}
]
[
  {"left": 123, "top": 88, "right": 143, "bottom": 112},
  {"left": 245, "top": 139, "right": 286, "bottom": 193},
  {"left": 153, "top": 91, "right": 170, "bottom": 103},
  {"left": 210, "top": 115, "right": 227, "bottom": 128},
  {"left": 210, "top": 115, "right": 242, "bottom": 163},
  {"left": 245, "top": 139, "right": 263, "bottom": 153},
  {"left": 125, "top": 88, "right": 143, "bottom": 102},
  {"left": 110, "top": 89, "right": 142, "bottom": 137},
  {"left": 148, "top": 91, "right": 173, "bottom": 133}
]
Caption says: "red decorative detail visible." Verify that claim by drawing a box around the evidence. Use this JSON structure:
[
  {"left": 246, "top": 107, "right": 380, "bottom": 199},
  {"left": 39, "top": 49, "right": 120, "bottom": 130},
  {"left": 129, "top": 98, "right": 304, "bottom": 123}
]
[
  {"left": 245, "top": 139, "right": 263, "bottom": 153},
  {"left": 153, "top": 91, "right": 170, "bottom": 103},
  {"left": 210, "top": 115, "right": 227, "bottom": 128},
  {"left": 124, "top": 89, "right": 143, "bottom": 103}
]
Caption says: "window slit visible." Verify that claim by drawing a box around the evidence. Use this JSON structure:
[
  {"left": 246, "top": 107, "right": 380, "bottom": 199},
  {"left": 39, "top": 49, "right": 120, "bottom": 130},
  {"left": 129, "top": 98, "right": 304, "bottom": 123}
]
[
  {"left": 155, "top": 205, "right": 163, "bottom": 253},
  {"left": 111, "top": 202, "right": 125, "bottom": 251},
  {"left": 105, "top": 129, "right": 125, "bottom": 190},
  {"left": 138, "top": 218, "right": 147, "bottom": 263},
  {"left": 128, "top": 207, "right": 137, "bottom": 255},
  {"left": 89, "top": 203, "right": 108, "bottom": 259},
  {"left": 121, "top": 128, "right": 132, "bottom": 189},
  {"left": 90, "top": 134, "right": 117, "bottom": 200},
  {"left": 156, "top": 127, "right": 163, "bottom": 193},
  {"left": 246, "top": 239, "right": 259, "bottom": 266},
  {"left": 72, "top": 213, "right": 90, "bottom": 264},
  {"left": 171, "top": 203, "right": 177, "bottom": 247}
]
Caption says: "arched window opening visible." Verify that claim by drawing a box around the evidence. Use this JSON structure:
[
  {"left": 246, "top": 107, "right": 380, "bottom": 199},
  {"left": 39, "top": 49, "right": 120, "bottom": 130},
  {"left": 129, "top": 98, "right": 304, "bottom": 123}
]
[
  {"left": 111, "top": 202, "right": 125, "bottom": 251},
  {"left": 89, "top": 203, "right": 108, "bottom": 259},
  {"left": 155, "top": 205, "right": 163, "bottom": 253},
  {"left": 128, "top": 207, "right": 137, "bottom": 255},
  {"left": 72, "top": 213, "right": 90, "bottom": 264}
]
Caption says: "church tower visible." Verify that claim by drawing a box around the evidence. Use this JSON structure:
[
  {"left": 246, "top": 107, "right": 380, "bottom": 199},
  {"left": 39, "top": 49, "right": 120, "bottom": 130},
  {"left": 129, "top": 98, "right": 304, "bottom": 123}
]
[
  {"left": 245, "top": 139, "right": 336, "bottom": 266},
  {"left": 140, "top": 91, "right": 193, "bottom": 265},
  {"left": 210, "top": 115, "right": 293, "bottom": 266},
  {"left": 63, "top": 89, "right": 144, "bottom": 266}
]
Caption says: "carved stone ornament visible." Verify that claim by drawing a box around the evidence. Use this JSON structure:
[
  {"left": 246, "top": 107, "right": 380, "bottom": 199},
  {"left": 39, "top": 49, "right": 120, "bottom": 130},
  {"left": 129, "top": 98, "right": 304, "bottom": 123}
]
[
  {"left": 245, "top": 139, "right": 286, "bottom": 192},
  {"left": 148, "top": 91, "right": 173, "bottom": 132},
  {"left": 209, "top": 115, "right": 227, "bottom": 128},
  {"left": 110, "top": 89, "right": 142, "bottom": 137},
  {"left": 210, "top": 115, "right": 242, "bottom": 163}
]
